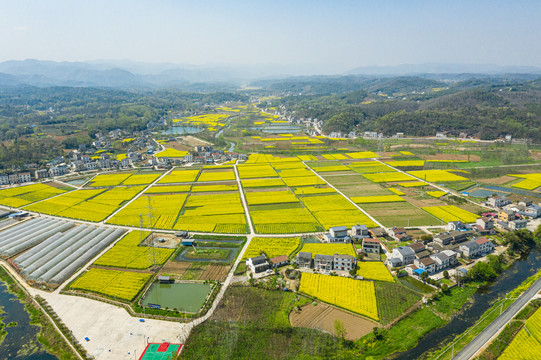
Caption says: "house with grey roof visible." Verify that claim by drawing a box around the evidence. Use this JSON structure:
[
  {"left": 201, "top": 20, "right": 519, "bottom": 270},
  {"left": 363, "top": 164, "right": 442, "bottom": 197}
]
[
  {"left": 459, "top": 241, "right": 480, "bottom": 259},
  {"left": 313, "top": 254, "right": 333, "bottom": 272},
  {"left": 296, "top": 252, "right": 312, "bottom": 269},
  {"left": 333, "top": 254, "right": 356, "bottom": 271},
  {"left": 246, "top": 255, "right": 270, "bottom": 273},
  {"left": 430, "top": 252, "right": 450, "bottom": 271}
]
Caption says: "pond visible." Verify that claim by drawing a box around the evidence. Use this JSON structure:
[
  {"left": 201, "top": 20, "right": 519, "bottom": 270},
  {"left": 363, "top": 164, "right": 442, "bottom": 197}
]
[
  {"left": 141, "top": 282, "right": 212, "bottom": 313},
  {"left": 63, "top": 177, "right": 89, "bottom": 186},
  {"left": 394, "top": 248, "right": 541, "bottom": 360},
  {"left": 262, "top": 125, "right": 303, "bottom": 134},
  {"left": 162, "top": 126, "right": 201, "bottom": 135},
  {"left": 0, "top": 281, "right": 58, "bottom": 360}
]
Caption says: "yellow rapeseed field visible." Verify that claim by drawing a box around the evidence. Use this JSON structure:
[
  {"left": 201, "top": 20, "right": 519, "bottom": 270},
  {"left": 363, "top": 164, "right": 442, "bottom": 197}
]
[{"left": 299, "top": 273, "right": 379, "bottom": 320}]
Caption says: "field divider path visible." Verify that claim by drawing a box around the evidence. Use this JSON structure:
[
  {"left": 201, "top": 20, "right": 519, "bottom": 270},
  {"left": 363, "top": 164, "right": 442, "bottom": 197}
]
[
  {"left": 101, "top": 166, "right": 176, "bottom": 224},
  {"left": 302, "top": 161, "right": 385, "bottom": 228},
  {"left": 373, "top": 159, "right": 491, "bottom": 210},
  {"left": 233, "top": 164, "right": 255, "bottom": 235},
  {"left": 178, "top": 233, "right": 255, "bottom": 345}
]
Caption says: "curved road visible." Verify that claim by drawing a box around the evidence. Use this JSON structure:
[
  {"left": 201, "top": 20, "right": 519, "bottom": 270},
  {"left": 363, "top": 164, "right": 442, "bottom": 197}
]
[{"left": 453, "top": 276, "right": 541, "bottom": 359}]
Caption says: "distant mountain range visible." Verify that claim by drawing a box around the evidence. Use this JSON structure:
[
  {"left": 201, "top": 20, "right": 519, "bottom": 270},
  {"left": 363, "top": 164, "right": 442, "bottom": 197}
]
[
  {"left": 1, "top": 59, "right": 541, "bottom": 90},
  {"left": 346, "top": 63, "right": 541, "bottom": 75}
]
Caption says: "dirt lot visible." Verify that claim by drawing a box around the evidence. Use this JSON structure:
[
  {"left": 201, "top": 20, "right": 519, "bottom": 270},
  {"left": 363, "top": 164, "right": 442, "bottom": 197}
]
[
  {"left": 160, "top": 260, "right": 191, "bottom": 277},
  {"left": 163, "top": 141, "right": 192, "bottom": 151},
  {"left": 200, "top": 264, "right": 230, "bottom": 281},
  {"left": 142, "top": 233, "right": 181, "bottom": 249},
  {"left": 178, "top": 135, "right": 212, "bottom": 147},
  {"left": 422, "top": 154, "right": 480, "bottom": 161},
  {"left": 290, "top": 303, "right": 377, "bottom": 341},
  {"left": 477, "top": 175, "right": 516, "bottom": 185}
]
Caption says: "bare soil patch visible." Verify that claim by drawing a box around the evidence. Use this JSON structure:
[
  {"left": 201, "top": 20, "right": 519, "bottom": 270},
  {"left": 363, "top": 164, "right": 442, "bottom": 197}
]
[
  {"left": 179, "top": 135, "right": 212, "bottom": 147},
  {"left": 422, "top": 154, "right": 480, "bottom": 161},
  {"left": 160, "top": 260, "right": 191, "bottom": 277},
  {"left": 200, "top": 264, "right": 230, "bottom": 281},
  {"left": 477, "top": 175, "right": 516, "bottom": 185},
  {"left": 290, "top": 303, "right": 377, "bottom": 341}
]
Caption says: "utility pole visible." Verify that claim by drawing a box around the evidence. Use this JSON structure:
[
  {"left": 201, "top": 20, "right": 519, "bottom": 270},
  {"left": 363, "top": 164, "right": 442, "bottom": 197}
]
[{"left": 146, "top": 196, "right": 156, "bottom": 269}]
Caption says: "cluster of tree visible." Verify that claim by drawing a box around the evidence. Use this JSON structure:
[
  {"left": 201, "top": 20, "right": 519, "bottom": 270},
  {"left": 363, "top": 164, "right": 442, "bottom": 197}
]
[
  {"left": 270, "top": 76, "right": 541, "bottom": 140},
  {"left": 503, "top": 228, "right": 539, "bottom": 255},
  {"left": 0, "top": 138, "right": 63, "bottom": 170},
  {"left": 467, "top": 254, "right": 506, "bottom": 282}
]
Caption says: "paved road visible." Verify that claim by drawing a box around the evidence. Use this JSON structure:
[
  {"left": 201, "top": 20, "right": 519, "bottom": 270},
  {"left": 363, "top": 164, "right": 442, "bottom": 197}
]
[{"left": 453, "top": 276, "right": 541, "bottom": 360}]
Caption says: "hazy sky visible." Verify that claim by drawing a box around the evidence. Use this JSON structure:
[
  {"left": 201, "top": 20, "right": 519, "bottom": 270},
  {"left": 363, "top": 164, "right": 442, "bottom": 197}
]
[{"left": 1, "top": 0, "right": 540, "bottom": 73}]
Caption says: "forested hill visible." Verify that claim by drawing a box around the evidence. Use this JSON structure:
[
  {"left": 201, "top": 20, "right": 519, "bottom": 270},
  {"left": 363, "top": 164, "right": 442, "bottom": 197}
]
[{"left": 265, "top": 76, "right": 541, "bottom": 140}]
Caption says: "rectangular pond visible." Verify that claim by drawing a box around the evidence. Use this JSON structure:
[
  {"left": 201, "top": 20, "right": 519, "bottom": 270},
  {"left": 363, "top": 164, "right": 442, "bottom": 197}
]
[{"left": 141, "top": 282, "right": 212, "bottom": 312}]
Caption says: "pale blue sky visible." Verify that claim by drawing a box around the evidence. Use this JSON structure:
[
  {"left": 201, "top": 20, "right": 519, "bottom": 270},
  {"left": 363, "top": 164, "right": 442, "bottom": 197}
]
[{"left": 1, "top": 0, "right": 540, "bottom": 72}]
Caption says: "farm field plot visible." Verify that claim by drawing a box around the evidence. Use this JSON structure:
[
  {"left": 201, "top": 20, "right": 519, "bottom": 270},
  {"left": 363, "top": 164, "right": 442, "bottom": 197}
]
[
  {"left": 310, "top": 165, "right": 351, "bottom": 172},
  {"left": 121, "top": 173, "right": 161, "bottom": 185},
  {"left": 363, "top": 172, "right": 416, "bottom": 183},
  {"left": 88, "top": 173, "right": 133, "bottom": 187},
  {"left": 290, "top": 302, "right": 376, "bottom": 340},
  {"left": 361, "top": 202, "right": 439, "bottom": 227},
  {"left": 351, "top": 195, "right": 405, "bottom": 203},
  {"left": 421, "top": 205, "right": 479, "bottom": 223},
  {"left": 297, "top": 154, "right": 318, "bottom": 161},
  {"left": 197, "top": 170, "right": 236, "bottom": 182},
  {"left": 499, "top": 306, "right": 541, "bottom": 360},
  {"left": 243, "top": 237, "right": 301, "bottom": 259},
  {"left": 25, "top": 188, "right": 105, "bottom": 215},
  {"left": 108, "top": 193, "right": 186, "bottom": 228},
  {"left": 375, "top": 281, "right": 422, "bottom": 324},
  {"left": 389, "top": 187, "right": 405, "bottom": 195},
  {"left": 245, "top": 190, "right": 298, "bottom": 205},
  {"left": 145, "top": 185, "right": 192, "bottom": 193},
  {"left": 175, "top": 193, "right": 247, "bottom": 233},
  {"left": 237, "top": 164, "right": 277, "bottom": 179},
  {"left": 299, "top": 273, "right": 378, "bottom": 320},
  {"left": 427, "top": 190, "right": 447, "bottom": 198},
  {"left": 158, "top": 169, "right": 200, "bottom": 184},
  {"left": 282, "top": 175, "right": 326, "bottom": 187},
  {"left": 69, "top": 268, "right": 151, "bottom": 301},
  {"left": 356, "top": 262, "right": 394, "bottom": 282},
  {"left": 398, "top": 181, "right": 428, "bottom": 187},
  {"left": 250, "top": 204, "right": 322, "bottom": 234},
  {"left": 300, "top": 194, "right": 378, "bottom": 228},
  {"left": 322, "top": 154, "right": 349, "bottom": 160},
  {"left": 300, "top": 243, "right": 356, "bottom": 257},
  {"left": 55, "top": 186, "right": 144, "bottom": 221},
  {"left": 200, "top": 264, "right": 230, "bottom": 281},
  {"left": 349, "top": 163, "right": 393, "bottom": 174},
  {"left": 385, "top": 160, "right": 425, "bottom": 167},
  {"left": 346, "top": 151, "right": 378, "bottom": 159},
  {"left": 241, "top": 178, "right": 285, "bottom": 188},
  {"left": 0, "top": 183, "right": 68, "bottom": 208},
  {"left": 93, "top": 231, "right": 174, "bottom": 269},
  {"left": 154, "top": 148, "right": 189, "bottom": 158},
  {"left": 508, "top": 173, "right": 541, "bottom": 190},
  {"left": 407, "top": 170, "right": 469, "bottom": 182},
  {"left": 321, "top": 173, "right": 363, "bottom": 186},
  {"left": 191, "top": 184, "right": 238, "bottom": 192},
  {"left": 276, "top": 168, "right": 314, "bottom": 178},
  {"left": 293, "top": 186, "right": 336, "bottom": 195}
]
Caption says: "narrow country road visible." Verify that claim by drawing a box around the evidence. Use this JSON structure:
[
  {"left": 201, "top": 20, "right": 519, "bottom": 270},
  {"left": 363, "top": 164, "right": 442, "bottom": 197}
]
[{"left": 453, "top": 276, "right": 541, "bottom": 359}]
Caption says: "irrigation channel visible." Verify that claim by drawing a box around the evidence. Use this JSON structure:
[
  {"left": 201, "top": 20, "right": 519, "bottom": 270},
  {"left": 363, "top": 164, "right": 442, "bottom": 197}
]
[
  {"left": 394, "top": 248, "right": 541, "bottom": 360},
  {"left": 0, "top": 282, "right": 57, "bottom": 360}
]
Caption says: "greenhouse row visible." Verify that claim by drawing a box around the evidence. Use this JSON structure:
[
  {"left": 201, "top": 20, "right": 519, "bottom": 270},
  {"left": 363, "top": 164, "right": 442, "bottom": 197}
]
[
  {"left": 14, "top": 224, "right": 125, "bottom": 284},
  {"left": 0, "top": 217, "right": 74, "bottom": 257}
]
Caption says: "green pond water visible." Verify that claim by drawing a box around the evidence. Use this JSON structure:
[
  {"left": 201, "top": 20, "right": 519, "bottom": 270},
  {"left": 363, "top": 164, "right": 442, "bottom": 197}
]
[{"left": 141, "top": 283, "right": 212, "bottom": 313}]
